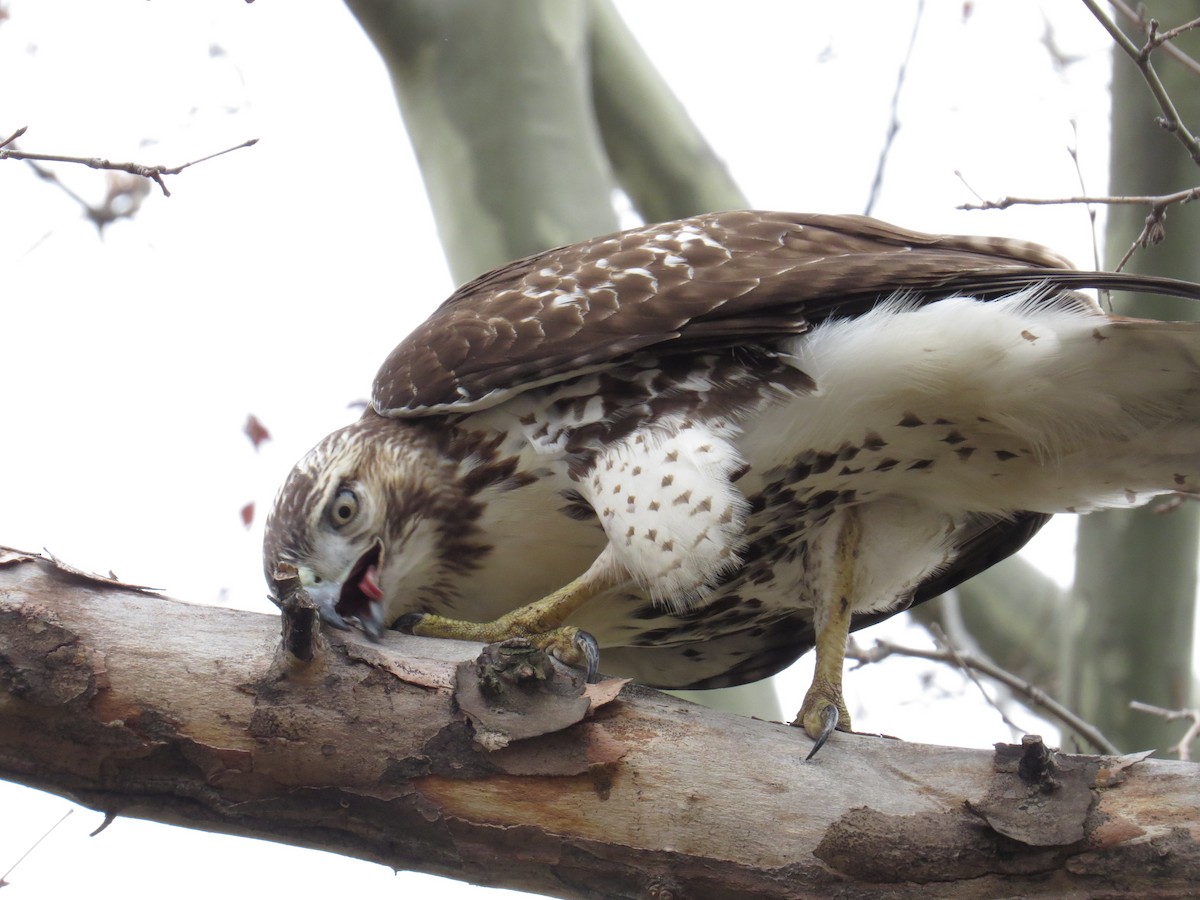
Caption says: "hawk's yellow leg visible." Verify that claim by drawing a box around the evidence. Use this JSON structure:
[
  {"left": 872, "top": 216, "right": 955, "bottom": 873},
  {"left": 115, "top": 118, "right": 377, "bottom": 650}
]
[
  {"left": 396, "top": 550, "right": 624, "bottom": 682},
  {"left": 792, "top": 507, "right": 860, "bottom": 758}
]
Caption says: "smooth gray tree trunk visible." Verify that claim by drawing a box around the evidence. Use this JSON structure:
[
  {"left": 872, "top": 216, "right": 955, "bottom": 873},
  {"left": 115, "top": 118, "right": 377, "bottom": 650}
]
[{"left": 1067, "top": 0, "right": 1200, "bottom": 753}]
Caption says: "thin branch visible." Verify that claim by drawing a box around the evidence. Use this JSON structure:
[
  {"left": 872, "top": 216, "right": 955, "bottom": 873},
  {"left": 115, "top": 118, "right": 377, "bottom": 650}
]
[
  {"left": 862, "top": 0, "right": 925, "bottom": 216},
  {"left": 1066, "top": 120, "right": 1103, "bottom": 273},
  {"left": 927, "top": 623, "right": 1028, "bottom": 739},
  {"left": 0, "top": 808, "right": 72, "bottom": 888},
  {"left": 1081, "top": 0, "right": 1200, "bottom": 164},
  {"left": 0, "top": 124, "right": 25, "bottom": 150},
  {"left": 848, "top": 637, "right": 1120, "bottom": 754},
  {"left": 959, "top": 185, "right": 1200, "bottom": 211},
  {"left": 1111, "top": 205, "right": 1170, "bottom": 272},
  {"left": 960, "top": 185, "right": 1200, "bottom": 271},
  {"left": 0, "top": 133, "right": 258, "bottom": 197},
  {"left": 1142, "top": 15, "right": 1200, "bottom": 56},
  {"left": 1130, "top": 700, "right": 1200, "bottom": 761},
  {"left": 1111, "top": 0, "right": 1200, "bottom": 76}
]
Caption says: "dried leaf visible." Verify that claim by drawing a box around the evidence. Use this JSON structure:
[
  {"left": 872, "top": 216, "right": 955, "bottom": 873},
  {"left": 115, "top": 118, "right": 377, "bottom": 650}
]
[{"left": 244, "top": 413, "right": 271, "bottom": 450}]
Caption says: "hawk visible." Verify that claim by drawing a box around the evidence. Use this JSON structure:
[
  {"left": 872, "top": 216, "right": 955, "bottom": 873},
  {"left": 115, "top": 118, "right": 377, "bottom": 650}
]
[{"left": 264, "top": 210, "right": 1200, "bottom": 756}]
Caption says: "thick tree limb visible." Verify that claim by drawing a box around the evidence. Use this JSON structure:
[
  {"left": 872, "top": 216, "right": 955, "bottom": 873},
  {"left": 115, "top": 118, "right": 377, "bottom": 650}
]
[
  {"left": 2, "top": 547, "right": 1199, "bottom": 899},
  {"left": 343, "top": 0, "right": 619, "bottom": 282},
  {"left": 586, "top": 0, "right": 747, "bottom": 221}
]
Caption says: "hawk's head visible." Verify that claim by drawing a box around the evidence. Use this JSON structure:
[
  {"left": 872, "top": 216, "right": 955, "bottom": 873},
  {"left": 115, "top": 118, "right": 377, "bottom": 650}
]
[{"left": 263, "top": 414, "right": 451, "bottom": 636}]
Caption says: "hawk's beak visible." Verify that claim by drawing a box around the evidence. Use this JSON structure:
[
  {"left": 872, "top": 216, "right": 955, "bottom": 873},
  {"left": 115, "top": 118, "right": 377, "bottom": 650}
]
[
  {"left": 342, "top": 538, "right": 386, "bottom": 639},
  {"left": 301, "top": 539, "right": 386, "bottom": 639}
]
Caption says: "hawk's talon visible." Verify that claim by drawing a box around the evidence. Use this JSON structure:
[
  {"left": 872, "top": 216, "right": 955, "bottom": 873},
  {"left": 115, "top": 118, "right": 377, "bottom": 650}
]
[
  {"left": 394, "top": 612, "right": 425, "bottom": 634},
  {"left": 794, "top": 673, "right": 851, "bottom": 760},
  {"left": 392, "top": 610, "right": 601, "bottom": 682},
  {"left": 570, "top": 628, "right": 601, "bottom": 684},
  {"left": 805, "top": 704, "right": 840, "bottom": 760}
]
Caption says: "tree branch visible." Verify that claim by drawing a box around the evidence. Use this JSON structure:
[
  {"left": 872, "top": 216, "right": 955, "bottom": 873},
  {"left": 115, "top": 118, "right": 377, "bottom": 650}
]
[
  {"left": 862, "top": 0, "right": 925, "bottom": 216},
  {"left": 959, "top": 186, "right": 1200, "bottom": 211},
  {"left": 1111, "top": 0, "right": 1200, "bottom": 76},
  {"left": 587, "top": 0, "right": 747, "bottom": 220},
  {"left": 1130, "top": 701, "right": 1200, "bottom": 761},
  {"left": 3, "top": 546, "right": 1200, "bottom": 897},
  {"left": 343, "top": 0, "right": 619, "bottom": 281},
  {"left": 1081, "top": 0, "right": 1200, "bottom": 164},
  {"left": 849, "top": 632, "right": 1120, "bottom": 755},
  {"left": 958, "top": 186, "right": 1200, "bottom": 271},
  {"left": 0, "top": 128, "right": 258, "bottom": 197}
]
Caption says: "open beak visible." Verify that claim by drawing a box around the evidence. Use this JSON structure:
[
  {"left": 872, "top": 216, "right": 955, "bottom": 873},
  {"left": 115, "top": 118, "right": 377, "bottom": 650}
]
[{"left": 306, "top": 539, "right": 386, "bottom": 639}]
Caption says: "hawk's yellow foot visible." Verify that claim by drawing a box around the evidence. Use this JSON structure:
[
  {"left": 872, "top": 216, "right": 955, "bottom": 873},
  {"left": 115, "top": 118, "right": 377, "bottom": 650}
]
[
  {"left": 792, "top": 507, "right": 860, "bottom": 759},
  {"left": 398, "top": 614, "right": 600, "bottom": 682},
  {"left": 795, "top": 678, "right": 852, "bottom": 759},
  {"left": 396, "top": 555, "right": 619, "bottom": 683}
]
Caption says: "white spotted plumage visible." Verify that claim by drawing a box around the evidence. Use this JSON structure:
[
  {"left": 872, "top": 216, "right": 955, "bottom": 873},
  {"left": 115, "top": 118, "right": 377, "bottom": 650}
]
[{"left": 579, "top": 421, "right": 748, "bottom": 611}]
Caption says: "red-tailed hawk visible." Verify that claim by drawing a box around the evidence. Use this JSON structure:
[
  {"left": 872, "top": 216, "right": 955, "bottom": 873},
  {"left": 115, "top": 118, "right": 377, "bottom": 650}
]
[{"left": 264, "top": 211, "right": 1200, "bottom": 756}]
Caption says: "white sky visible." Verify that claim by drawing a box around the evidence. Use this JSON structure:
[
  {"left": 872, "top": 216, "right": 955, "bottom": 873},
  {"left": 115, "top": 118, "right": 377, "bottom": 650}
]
[{"left": 0, "top": 1, "right": 1141, "bottom": 897}]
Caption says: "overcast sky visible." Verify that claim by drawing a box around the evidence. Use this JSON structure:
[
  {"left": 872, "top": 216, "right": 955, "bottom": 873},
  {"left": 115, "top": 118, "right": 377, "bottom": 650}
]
[{"left": 0, "top": 2, "right": 1135, "bottom": 897}]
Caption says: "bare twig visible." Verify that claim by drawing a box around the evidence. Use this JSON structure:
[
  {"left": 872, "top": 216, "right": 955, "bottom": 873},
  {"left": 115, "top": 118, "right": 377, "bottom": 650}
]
[
  {"left": 1081, "top": 0, "right": 1200, "bottom": 164},
  {"left": 1111, "top": 205, "right": 1169, "bottom": 272},
  {"left": 959, "top": 185, "right": 1200, "bottom": 211},
  {"left": 0, "top": 808, "right": 72, "bottom": 888},
  {"left": 0, "top": 124, "right": 25, "bottom": 150},
  {"left": 927, "top": 622, "right": 1028, "bottom": 737},
  {"left": 1130, "top": 700, "right": 1200, "bottom": 761},
  {"left": 848, "top": 636, "right": 1120, "bottom": 754},
  {"left": 863, "top": 0, "right": 924, "bottom": 216},
  {"left": 1066, "top": 120, "right": 1103, "bottom": 273},
  {"left": 1143, "top": 15, "right": 1200, "bottom": 55},
  {"left": 1, "top": 133, "right": 258, "bottom": 197},
  {"left": 1111, "top": 0, "right": 1200, "bottom": 76},
  {"left": 960, "top": 185, "right": 1200, "bottom": 271}
]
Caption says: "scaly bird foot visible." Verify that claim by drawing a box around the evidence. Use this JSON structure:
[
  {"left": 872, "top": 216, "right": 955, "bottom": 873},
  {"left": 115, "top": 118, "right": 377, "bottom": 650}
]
[
  {"left": 793, "top": 677, "right": 852, "bottom": 760},
  {"left": 396, "top": 612, "right": 601, "bottom": 683}
]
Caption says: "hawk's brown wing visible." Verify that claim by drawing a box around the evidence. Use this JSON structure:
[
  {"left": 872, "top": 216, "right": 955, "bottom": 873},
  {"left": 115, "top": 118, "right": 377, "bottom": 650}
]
[
  {"left": 370, "top": 211, "right": 1067, "bottom": 415},
  {"left": 371, "top": 210, "right": 1200, "bottom": 415}
]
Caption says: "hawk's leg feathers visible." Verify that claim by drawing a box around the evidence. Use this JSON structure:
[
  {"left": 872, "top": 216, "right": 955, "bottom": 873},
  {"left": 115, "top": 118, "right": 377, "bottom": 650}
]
[{"left": 792, "top": 507, "right": 860, "bottom": 759}]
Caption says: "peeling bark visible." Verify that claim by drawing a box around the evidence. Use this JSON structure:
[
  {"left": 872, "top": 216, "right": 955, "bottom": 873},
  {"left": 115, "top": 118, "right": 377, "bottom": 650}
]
[{"left": 2, "top": 547, "right": 1199, "bottom": 899}]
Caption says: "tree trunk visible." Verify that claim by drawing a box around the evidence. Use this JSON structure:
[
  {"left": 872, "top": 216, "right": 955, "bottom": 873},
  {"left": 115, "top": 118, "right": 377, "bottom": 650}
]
[
  {"left": 344, "top": 0, "right": 619, "bottom": 282},
  {"left": 3, "top": 547, "right": 1199, "bottom": 899},
  {"left": 1067, "top": 0, "right": 1200, "bottom": 753}
]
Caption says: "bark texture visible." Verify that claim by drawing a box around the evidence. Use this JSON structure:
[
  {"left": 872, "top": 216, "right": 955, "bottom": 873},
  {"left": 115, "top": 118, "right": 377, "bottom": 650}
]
[{"left": 2, "top": 547, "right": 1199, "bottom": 899}]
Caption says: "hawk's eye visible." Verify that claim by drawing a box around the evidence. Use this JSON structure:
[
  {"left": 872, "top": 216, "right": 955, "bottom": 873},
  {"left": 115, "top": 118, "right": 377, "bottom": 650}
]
[{"left": 328, "top": 488, "right": 359, "bottom": 529}]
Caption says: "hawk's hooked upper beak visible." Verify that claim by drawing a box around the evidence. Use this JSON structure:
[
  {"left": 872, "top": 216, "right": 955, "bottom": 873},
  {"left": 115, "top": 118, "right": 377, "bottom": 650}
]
[{"left": 301, "top": 538, "right": 386, "bottom": 639}]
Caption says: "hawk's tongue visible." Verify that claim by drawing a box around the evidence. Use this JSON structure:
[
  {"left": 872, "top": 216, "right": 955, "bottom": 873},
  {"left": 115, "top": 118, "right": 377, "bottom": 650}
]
[{"left": 359, "top": 564, "right": 384, "bottom": 602}]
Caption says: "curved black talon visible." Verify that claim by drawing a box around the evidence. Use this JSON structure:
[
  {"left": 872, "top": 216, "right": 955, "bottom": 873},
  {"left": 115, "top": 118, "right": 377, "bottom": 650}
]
[
  {"left": 805, "top": 704, "right": 840, "bottom": 761},
  {"left": 574, "top": 629, "right": 601, "bottom": 684},
  {"left": 394, "top": 612, "right": 426, "bottom": 634}
]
